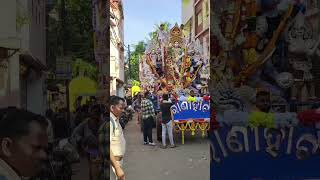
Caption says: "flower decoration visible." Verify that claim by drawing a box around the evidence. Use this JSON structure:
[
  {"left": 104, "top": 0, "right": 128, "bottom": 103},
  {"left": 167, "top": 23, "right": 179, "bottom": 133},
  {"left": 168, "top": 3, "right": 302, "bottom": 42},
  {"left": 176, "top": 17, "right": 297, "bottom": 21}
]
[
  {"left": 297, "top": 109, "right": 320, "bottom": 127},
  {"left": 274, "top": 112, "right": 298, "bottom": 128},
  {"left": 203, "top": 95, "right": 210, "bottom": 102},
  {"left": 248, "top": 111, "right": 275, "bottom": 128},
  {"left": 179, "top": 95, "right": 187, "bottom": 101},
  {"left": 187, "top": 96, "right": 196, "bottom": 102},
  {"left": 196, "top": 97, "right": 202, "bottom": 102}
]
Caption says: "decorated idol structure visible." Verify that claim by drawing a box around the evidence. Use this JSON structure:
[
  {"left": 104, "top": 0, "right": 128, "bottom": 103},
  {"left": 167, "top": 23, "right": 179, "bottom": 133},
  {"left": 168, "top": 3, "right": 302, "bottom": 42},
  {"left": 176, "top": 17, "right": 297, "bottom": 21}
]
[
  {"left": 209, "top": 0, "right": 320, "bottom": 126},
  {"left": 139, "top": 23, "right": 210, "bottom": 97},
  {"left": 209, "top": 1, "right": 320, "bottom": 179},
  {"left": 139, "top": 23, "right": 210, "bottom": 144}
]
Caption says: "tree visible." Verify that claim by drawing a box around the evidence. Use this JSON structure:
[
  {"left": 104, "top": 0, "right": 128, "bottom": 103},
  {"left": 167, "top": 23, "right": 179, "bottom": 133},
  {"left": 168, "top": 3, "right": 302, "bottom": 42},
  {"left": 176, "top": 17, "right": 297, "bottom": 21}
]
[
  {"left": 126, "top": 22, "right": 172, "bottom": 82},
  {"left": 47, "top": 0, "right": 94, "bottom": 69},
  {"left": 72, "top": 58, "right": 97, "bottom": 81},
  {"left": 65, "top": 0, "right": 94, "bottom": 61},
  {"left": 125, "top": 41, "right": 146, "bottom": 81}
]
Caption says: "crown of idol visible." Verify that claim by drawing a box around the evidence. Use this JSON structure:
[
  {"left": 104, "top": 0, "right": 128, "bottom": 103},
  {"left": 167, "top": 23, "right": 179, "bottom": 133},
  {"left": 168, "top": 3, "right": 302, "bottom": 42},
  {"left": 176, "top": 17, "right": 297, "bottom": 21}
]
[{"left": 170, "top": 23, "right": 184, "bottom": 47}]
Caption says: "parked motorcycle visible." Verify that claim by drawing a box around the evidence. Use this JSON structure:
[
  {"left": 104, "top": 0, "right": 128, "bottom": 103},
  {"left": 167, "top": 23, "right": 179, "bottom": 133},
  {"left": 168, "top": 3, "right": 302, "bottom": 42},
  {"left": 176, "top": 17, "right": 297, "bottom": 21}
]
[{"left": 119, "top": 106, "right": 135, "bottom": 129}]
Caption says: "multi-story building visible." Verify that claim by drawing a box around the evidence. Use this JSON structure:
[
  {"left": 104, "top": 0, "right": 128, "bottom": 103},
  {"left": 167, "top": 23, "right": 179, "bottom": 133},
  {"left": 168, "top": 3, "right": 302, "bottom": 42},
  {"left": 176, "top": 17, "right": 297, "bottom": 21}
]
[
  {"left": 0, "top": 0, "right": 47, "bottom": 115},
  {"left": 182, "top": 0, "right": 210, "bottom": 58},
  {"left": 110, "top": 0, "right": 125, "bottom": 97}
]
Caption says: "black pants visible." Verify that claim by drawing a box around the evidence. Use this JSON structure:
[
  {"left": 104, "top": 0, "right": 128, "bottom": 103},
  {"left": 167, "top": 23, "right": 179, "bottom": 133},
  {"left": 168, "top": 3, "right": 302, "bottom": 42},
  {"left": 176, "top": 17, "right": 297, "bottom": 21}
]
[{"left": 143, "top": 117, "right": 154, "bottom": 143}]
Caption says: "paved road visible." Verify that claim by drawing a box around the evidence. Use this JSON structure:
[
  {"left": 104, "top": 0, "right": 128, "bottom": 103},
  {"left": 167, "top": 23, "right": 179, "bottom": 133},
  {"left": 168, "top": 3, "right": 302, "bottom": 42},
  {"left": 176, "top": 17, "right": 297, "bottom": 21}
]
[
  {"left": 72, "top": 113, "right": 210, "bottom": 180},
  {"left": 123, "top": 114, "right": 210, "bottom": 180}
]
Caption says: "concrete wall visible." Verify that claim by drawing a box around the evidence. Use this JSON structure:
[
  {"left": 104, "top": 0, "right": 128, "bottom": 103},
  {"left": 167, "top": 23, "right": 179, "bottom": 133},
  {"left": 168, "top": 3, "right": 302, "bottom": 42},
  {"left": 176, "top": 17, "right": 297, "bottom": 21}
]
[
  {"left": 117, "top": 85, "right": 124, "bottom": 98},
  {"left": 0, "top": 53, "right": 21, "bottom": 108},
  {"left": 0, "top": 0, "right": 18, "bottom": 49},
  {"left": 110, "top": 2, "right": 125, "bottom": 96},
  {"left": 110, "top": 78, "right": 117, "bottom": 96},
  {"left": 26, "top": 70, "right": 45, "bottom": 115},
  {"left": 0, "top": 0, "right": 46, "bottom": 114},
  {"left": 182, "top": 0, "right": 194, "bottom": 24},
  {"left": 181, "top": 0, "right": 209, "bottom": 50},
  {"left": 182, "top": 0, "right": 195, "bottom": 40}
]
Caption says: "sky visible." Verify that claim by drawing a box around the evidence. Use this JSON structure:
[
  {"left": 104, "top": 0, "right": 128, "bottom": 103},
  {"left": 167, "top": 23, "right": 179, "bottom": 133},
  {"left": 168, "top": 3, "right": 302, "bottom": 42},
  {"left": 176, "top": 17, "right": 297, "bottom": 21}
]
[{"left": 123, "top": 0, "right": 181, "bottom": 49}]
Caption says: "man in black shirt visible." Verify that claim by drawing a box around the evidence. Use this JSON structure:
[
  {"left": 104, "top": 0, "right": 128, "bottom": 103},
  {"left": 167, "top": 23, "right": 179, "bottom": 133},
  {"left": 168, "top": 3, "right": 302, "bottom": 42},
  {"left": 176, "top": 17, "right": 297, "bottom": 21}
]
[{"left": 159, "top": 94, "right": 176, "bottom": 148}]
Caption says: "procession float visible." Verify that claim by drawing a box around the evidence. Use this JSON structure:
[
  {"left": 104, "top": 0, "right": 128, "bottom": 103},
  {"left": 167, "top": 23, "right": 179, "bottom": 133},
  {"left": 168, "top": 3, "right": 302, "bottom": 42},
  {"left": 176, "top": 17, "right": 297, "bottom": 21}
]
[
  {"left": 209, "top": 0, "right": 320, "bottom": 179},
  {"left": 139, "top": 23, "right": 210, "bottom": 144}
]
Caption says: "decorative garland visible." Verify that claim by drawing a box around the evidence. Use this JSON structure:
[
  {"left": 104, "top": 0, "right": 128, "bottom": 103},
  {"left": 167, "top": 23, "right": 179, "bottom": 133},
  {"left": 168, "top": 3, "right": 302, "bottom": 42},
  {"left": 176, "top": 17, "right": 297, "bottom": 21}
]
[{"left": 248, "top": 111, "right": 275, "bottom": 128}]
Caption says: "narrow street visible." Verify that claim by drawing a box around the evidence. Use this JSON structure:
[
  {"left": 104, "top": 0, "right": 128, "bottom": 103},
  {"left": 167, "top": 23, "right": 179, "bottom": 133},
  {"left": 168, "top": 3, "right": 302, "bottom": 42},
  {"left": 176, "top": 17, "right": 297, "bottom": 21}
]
[
  {"left": 123, "top": 114, "right": 210, "bottom": 180},
  {"left": 71, "top": 113, "right": 210, "bottom": 180}
]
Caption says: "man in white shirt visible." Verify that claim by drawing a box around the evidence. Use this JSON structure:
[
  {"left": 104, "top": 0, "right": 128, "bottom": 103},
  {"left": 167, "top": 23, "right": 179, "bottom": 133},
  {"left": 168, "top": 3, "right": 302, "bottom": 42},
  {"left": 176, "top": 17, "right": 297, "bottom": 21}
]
[
  {"left": 109, "top": 96, "right": 126, "bottom": 180},
  {"left": 157, "top": 24, "right": 167, "bottom": 47}
]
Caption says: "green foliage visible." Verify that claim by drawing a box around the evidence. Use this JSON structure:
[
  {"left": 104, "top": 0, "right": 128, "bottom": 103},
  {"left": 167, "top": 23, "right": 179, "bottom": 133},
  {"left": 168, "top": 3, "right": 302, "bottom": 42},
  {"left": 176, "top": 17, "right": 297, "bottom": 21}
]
[
  {"left": 126, "top": 41, "right": 146, "bottom": 81},
  {"left": 132, "top": 80, "right": 140, "bottom": 86},
  {"left": 16, "top": 0, "right": 31, "bottom": 29},
  {"left": 72, "top": 58, "right": 97, "bottom": 81},
  {"left": 47, "top": 0, "right": 95, "bottom": 73},
  {"left": 65, "top": 0, "right": 94, "bottom": 61},
  {"left": 127, "top": 22, "right": 171, "bottom": 82},
  {"left": 182, "top": 0, "right": 190, "bottom": 7}
]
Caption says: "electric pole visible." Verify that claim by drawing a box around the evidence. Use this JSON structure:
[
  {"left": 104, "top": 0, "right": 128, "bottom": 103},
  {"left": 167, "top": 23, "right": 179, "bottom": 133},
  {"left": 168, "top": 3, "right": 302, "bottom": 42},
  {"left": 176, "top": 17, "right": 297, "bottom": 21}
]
[
  {"left": 60, "top": 0, "right": 70, "bottom": 134},
  {"left": 128, "top": 45, "right": 131, "bottom": 80}
]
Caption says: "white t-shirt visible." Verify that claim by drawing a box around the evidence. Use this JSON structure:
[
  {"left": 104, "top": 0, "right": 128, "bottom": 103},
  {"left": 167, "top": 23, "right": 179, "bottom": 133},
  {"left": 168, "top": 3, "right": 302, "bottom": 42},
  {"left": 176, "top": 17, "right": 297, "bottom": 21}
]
[
  {"left": 110, "top": 113, "right": 126, "bottom": 157},
  {"left": 0, "top": 159, "right": 21, "bottom": 180},
  {"left": 157, "top": 30, "right": 167, "bottom": 43}
]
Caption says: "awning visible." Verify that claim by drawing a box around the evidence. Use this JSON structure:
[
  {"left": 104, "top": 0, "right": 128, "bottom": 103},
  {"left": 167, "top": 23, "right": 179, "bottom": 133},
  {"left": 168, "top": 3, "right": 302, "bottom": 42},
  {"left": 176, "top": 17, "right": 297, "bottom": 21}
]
[
  {"left": 20, "top": 54, "right": 48, "bottom": 72},
  {"left": 0, "top": 38, "right": 20, "bottom": 50}
]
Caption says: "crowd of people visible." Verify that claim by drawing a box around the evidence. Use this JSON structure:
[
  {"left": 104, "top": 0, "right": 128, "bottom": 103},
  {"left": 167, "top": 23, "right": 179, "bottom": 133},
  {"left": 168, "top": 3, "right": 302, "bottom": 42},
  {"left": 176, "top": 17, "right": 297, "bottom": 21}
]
[
  {"left": 129, "top": 91, "right": 177, "bottom": 148},
  {"left": 0, "top": 95, "right": 127, "bottom": 180},
  {"left": 0, "top": 90, "right": 186, "bottom": 180}
]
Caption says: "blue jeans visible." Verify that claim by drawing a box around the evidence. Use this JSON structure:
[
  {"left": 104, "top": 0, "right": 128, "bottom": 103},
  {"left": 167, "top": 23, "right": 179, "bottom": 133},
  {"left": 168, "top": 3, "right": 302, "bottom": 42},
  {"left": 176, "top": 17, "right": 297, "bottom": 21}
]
[{"left": 162, "top": 121, "right": 174, "bottom": 146}]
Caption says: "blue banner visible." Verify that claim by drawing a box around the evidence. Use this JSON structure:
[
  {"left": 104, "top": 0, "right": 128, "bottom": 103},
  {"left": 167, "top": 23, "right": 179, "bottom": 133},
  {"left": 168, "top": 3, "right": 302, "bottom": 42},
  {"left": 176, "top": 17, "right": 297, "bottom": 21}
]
[
  {"left": 170, "top": 101, "right": 210, "bottom": 121},
  {"left": 210, "top": 126, "right": 320, "bottom": 180}
]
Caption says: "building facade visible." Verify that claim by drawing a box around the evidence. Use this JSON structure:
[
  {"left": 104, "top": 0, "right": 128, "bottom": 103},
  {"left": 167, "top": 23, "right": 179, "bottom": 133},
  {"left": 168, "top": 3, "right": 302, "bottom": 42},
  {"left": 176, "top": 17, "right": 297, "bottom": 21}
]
[
  {"left": 110, "top": 0, "right": 125, "bottom": 97},
  {"left": 0, "top": 0, "right": 47, "bottom": 115},
  {"left": 182, "top": 0, "right": 210, "bottom": 59}
]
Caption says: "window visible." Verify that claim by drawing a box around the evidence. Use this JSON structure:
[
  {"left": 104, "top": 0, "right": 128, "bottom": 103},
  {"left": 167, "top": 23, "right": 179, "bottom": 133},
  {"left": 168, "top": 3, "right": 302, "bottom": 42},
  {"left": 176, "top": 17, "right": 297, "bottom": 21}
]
[
  {"left": 197, "top": 11, "right": 203, "bottom": 26},
  {"left": 196, "top": 10, "right": 203, "bottom": 35},
  {"left": 183, "top": 18, "right": 192, "bottom": 38},
  {"left": 307, "top": 0, "right": 317, "bottom": 10},
  {"left": 195, "top": 1, "right": 203, "bottom": 35},
  {"left": 307, "top": 0, "right": 313, "bottom": 7}
]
